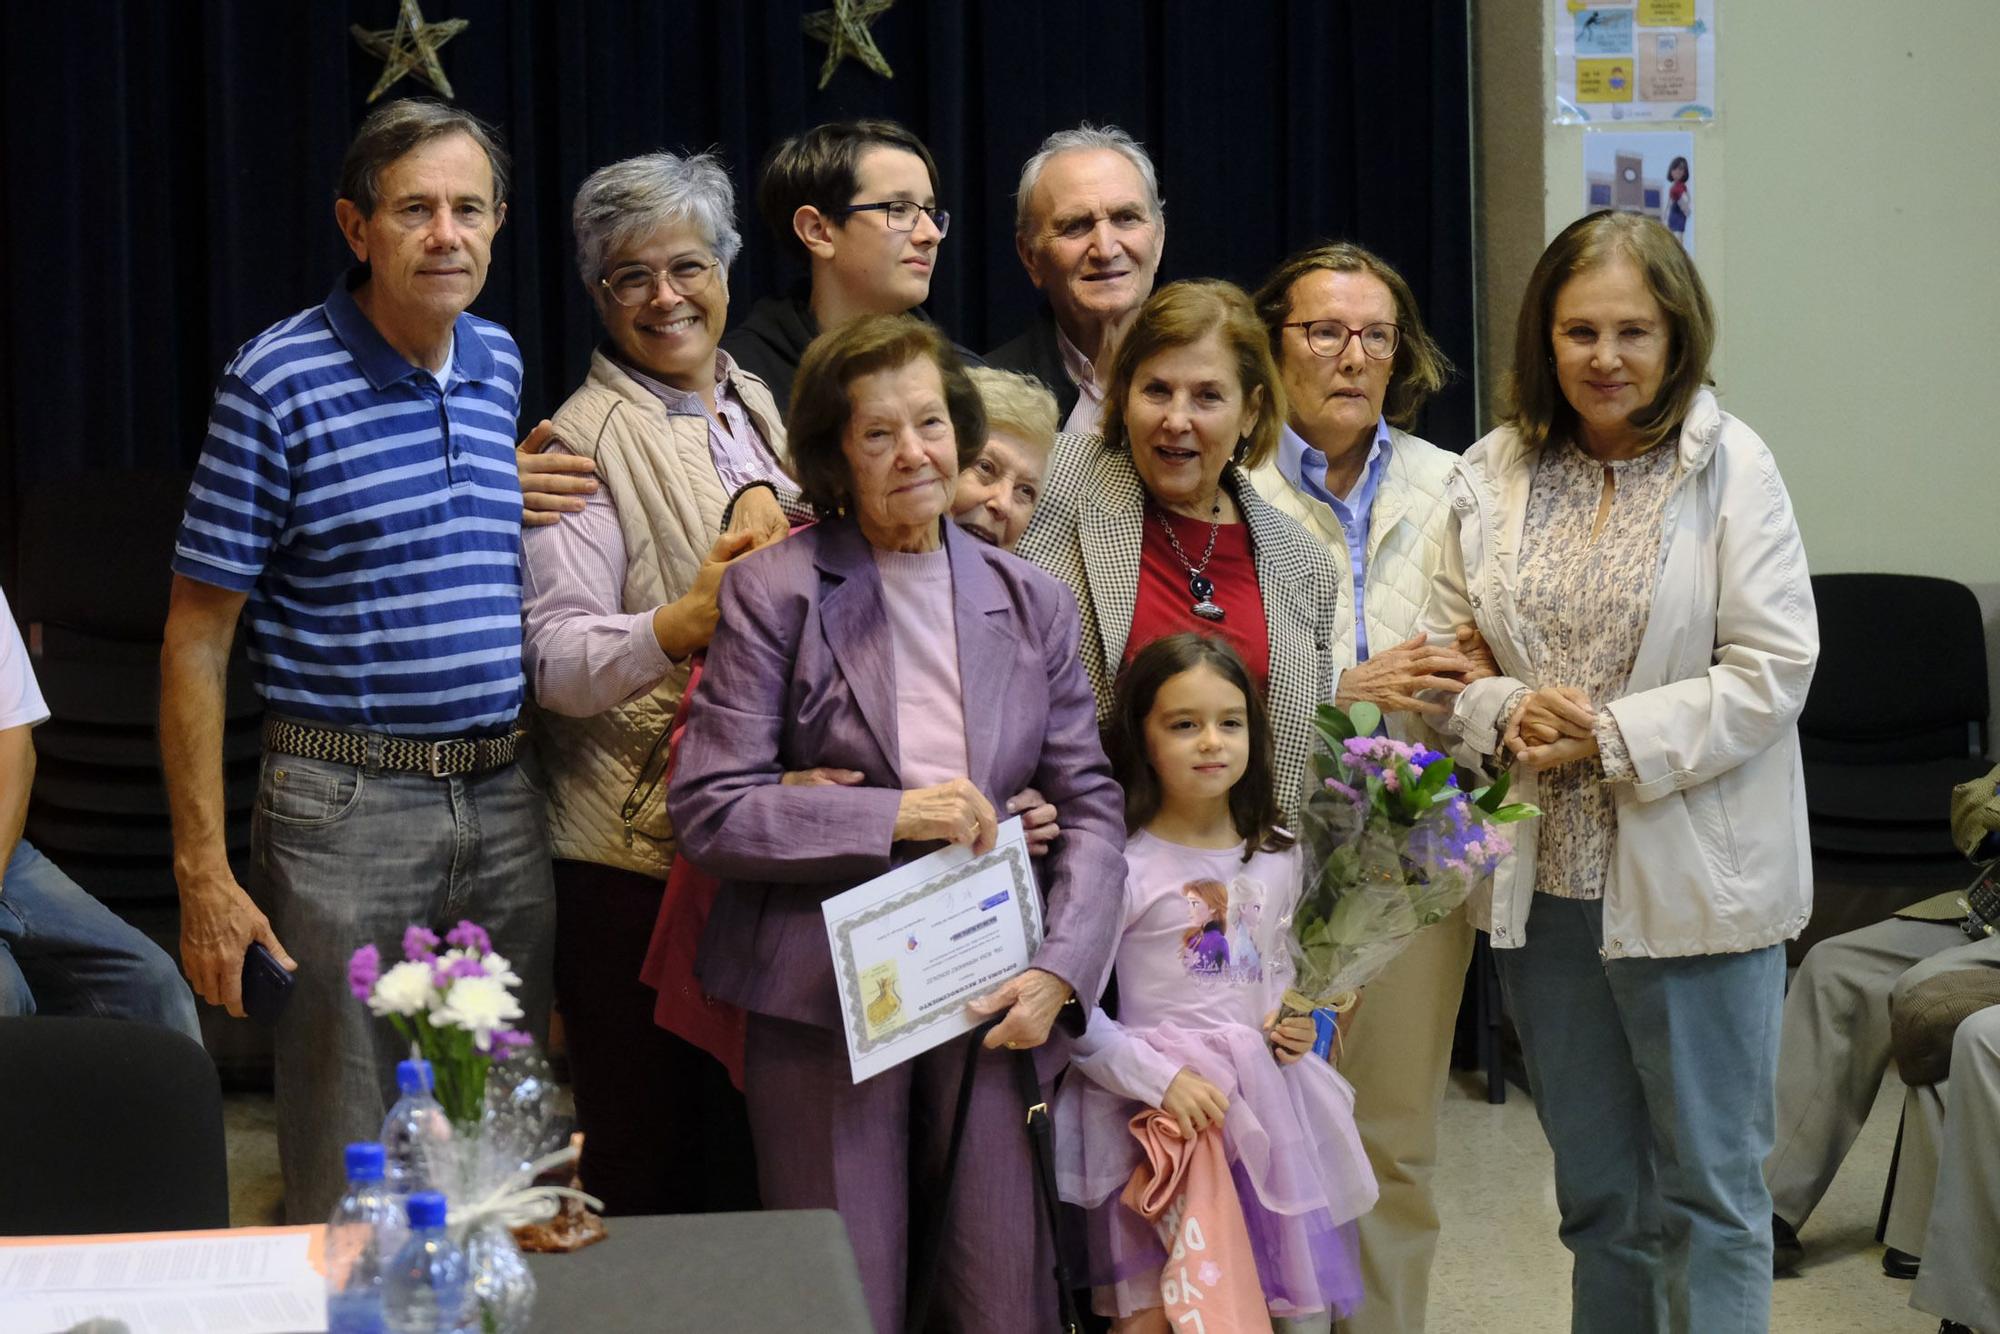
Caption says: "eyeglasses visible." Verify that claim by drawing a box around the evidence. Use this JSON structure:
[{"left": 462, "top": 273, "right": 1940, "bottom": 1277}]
[
  {"left": 1282, "top": 319, "right": 1401, "bottom": 361},
  {"left": 599, "top": 257, "right": 721, "bottom": 307},
  {"left": 832, "top": 200, "right": 951, "bottom": 238}
]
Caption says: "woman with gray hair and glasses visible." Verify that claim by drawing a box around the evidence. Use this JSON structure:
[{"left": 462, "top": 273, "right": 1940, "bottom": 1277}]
[{"left": 518, "top": 149, "right": 793, "bottom": 1216}]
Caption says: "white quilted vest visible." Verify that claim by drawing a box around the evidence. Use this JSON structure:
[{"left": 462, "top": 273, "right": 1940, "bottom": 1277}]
[
  {"left": 1248, "top": 427, "right": 1456, "bottom": 737},
  {"left": 533, "top": 350, "right": 786, "bottom": 878}
]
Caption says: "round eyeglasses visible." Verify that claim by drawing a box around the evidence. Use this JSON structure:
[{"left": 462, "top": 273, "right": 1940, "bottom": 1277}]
[
  {"left": 599, "top": 257, "right": 721, "bottom": 307},
  {"left": 1281, "top": 319, "right": 1401, "bottom": 361},
  {"left": 833, "top": 200, "right": 951, "bottom": 238}
]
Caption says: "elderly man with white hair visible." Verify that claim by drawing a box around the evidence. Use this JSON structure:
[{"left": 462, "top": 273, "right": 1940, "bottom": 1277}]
[{"left": 987, "top": 124, "right": 1165, "bottom": 436}]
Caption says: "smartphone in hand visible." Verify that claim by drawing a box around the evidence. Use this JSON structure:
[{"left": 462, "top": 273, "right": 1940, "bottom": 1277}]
[{"left": 241, "top": 941, "right": 295, "bottom": 1025}]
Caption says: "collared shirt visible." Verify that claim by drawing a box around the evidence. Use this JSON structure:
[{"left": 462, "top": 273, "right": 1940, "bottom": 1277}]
[
  {"left": 1276, "top": 418, "right": 1391, "bottom": 661},
  {"left": 173, "top": 272, "right": 527, "bottom": 736},
  {"left": 622, "top": 350, "right": 789, "bottom": 497},
  {"left": 1055, "top": 323, "right": 1107, "bottom": 436}
]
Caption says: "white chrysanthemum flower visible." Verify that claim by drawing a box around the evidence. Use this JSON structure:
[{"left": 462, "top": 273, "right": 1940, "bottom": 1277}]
[
  {"left": 433, "top": 974, "right": 525, "bottom": 1051},
  {"left": 477, "top": 951, "right": 523, "bottom": 989},
  {"left": 367, "top": 960, "right": 438, "bottom": 1018}
]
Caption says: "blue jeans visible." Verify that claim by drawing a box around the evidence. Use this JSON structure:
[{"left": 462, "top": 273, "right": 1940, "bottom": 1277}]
[
  {"left": 0, "top": 838, "right": 200, "bottom": 1040},
  {"left": 253, "top": 742, "right": 555, "bottom": 1223},
  {"left": 1497, "top": 896, "right": 1784, "bottom": 1334}
]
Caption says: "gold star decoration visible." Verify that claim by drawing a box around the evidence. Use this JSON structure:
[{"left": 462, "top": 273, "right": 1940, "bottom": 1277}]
[
  {"left": 802, "top": 0, "right": 895, "bottom": 91},
  {"left": 352, "top": 0, "right": 469, "bottom": 104}
]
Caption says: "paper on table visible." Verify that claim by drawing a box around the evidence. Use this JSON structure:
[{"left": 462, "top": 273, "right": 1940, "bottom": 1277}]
[
  {"left": 0, "top": 1232, "right": 327, "bottom": 1334},
  {"left": 822, "top": 817, "right": 1044, "bottom": 1082}
]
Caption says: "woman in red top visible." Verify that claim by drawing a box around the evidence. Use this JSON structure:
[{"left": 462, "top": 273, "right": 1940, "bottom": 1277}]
[{"left": 1016, "top": 280, "right": 1340, "bottom": 822}]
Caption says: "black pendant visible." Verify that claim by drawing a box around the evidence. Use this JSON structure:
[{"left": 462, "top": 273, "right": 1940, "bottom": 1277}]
[{"left": 1188, "top": 572, "right": 1226, "bottom": 621}]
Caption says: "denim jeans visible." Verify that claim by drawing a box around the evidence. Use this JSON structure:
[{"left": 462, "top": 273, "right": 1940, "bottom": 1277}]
[
  {"left": 1497, "top": 895, "right": 1784, "bottom": 1334},
  {"left": 253, "top": 742, "right": 555, "bottom": 1223},
  {"left": 0, "top": 838, "right": 201, "bottom": 1041}
]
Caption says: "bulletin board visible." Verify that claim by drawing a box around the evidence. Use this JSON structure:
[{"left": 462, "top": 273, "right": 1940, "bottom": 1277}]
[{"left": 1555, "top": 0, "right": 1716, "bottom": 123}]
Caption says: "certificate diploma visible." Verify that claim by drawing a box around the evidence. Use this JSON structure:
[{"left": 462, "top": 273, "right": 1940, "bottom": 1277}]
[{"left": 822, "top": 817, "right": 1044, "bottom": 1083}]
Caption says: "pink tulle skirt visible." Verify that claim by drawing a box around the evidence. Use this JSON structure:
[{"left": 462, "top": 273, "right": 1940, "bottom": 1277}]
[{"left": 1054, "top": 1022, "right": 1378, "bottom": 1320}]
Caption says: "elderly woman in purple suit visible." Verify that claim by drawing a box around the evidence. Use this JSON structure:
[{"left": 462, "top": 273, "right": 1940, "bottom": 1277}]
[{"left": 668, "top": 313, "right": 1127, "bottom": 1334}]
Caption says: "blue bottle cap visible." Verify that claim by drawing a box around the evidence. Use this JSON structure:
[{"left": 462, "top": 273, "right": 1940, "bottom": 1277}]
[
  {"left": 405, "top": 1191, "right": 448, "bottom": 1228},
  {"left": 344, "top": 1141, "right": 386, "bottom": 1182},
  {"left": 1310, "top": 1008, "right": 1339, "bottom": 1060},
  {"left": 395, "top": 1059, "right": 435, "bottom": 1094}
]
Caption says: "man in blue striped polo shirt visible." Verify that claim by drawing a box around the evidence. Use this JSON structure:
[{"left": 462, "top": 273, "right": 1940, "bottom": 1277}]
[{"left": 160, "top": 99, "right": 555, "bottom": 1223}]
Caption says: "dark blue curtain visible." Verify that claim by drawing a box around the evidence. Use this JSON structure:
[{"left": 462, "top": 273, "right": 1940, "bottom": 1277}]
[{"left": 0, "top": 0, "right": 1473, "bottom": 569}]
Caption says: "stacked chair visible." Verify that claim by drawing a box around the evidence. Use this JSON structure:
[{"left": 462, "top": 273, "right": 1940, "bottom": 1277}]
[
  {"left": 1791, "top": 572, "right": 1994, "bottom": 963},
  {"left": 13, "top": 467, "right": 270, "bottom": 1083}
]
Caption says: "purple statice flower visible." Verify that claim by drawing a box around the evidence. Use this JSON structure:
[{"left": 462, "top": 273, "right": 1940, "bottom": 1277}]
[
  {"left": 490, "top": 1028, "right": 535, "bottom": 1057},
  {"left": 1322, "top": 777, "right": 1363, "bottom": 803},
  {"left": 402, "top": 925, "right": 441, "bottom": 961},
  {"left": 347, "top": 943, "right": 381, "bottom": 1002},
  {"left": 445, "top": 920, "right": 492, "bottom": 955}
]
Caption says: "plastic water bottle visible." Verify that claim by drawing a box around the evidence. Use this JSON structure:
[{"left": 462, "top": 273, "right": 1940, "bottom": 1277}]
[
  {"left": 383, "top": 1191, "right": 468, "bottom": 1334},
  {"left": 380, "top": 1060, "right": 452, "bottom": 1195},
  {"left": 1311, "top": 1008, "right": 1340, "bottom": 1060},
  {"left": 326, "top": 1142, "right": 400, "bottom": 1334}
]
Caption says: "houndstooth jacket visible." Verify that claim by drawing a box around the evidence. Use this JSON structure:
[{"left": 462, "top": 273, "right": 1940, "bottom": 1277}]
[{"left": 1015, "top": 431, "right": 1341, "bottom": 824}]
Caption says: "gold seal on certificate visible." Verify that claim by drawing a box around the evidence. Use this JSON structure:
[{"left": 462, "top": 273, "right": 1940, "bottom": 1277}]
[{"left": 822, "top": 817, "right": 1044, "bottom": 1082}]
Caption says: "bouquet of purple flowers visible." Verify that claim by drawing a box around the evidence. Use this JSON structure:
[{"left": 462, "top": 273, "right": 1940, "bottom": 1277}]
[{"left": 1279, "top": 701, "right": 1539, "bottom": 1022}]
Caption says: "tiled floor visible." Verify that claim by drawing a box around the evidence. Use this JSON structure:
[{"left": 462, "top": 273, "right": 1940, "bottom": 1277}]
[{"left": 225, "top": 1071, "right": 1937, "bottom": 1331}]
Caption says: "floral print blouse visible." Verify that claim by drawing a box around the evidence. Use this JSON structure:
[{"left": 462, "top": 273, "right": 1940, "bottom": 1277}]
[{"left": 1513, "top": 438, "right": 1680, "bottom": 900}]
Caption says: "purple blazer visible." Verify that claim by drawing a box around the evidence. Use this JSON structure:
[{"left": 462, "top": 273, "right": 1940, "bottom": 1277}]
[{"left": 668, "top": 516, "right": 1127, "bottom": 1034}]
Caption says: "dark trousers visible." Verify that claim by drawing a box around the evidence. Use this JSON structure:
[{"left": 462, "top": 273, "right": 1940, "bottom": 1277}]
[{"left": 551, "top": 858, "right": 759, "bottom": 1216}]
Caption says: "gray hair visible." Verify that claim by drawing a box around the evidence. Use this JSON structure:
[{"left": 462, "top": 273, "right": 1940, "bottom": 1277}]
[
  {"left": 571, "top": 150, "right": 743, "bottom": 291},
  {"left": 338, "top": 98, "right": 510, "bottom": 217},
  {"left": 1013, "top": 123, "right": 1164, "bottom": 241}
]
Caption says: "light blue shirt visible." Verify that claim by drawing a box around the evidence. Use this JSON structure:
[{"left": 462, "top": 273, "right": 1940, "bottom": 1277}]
[{"left": 1276, "top": 418, "right": 1392, "bottom": 661}]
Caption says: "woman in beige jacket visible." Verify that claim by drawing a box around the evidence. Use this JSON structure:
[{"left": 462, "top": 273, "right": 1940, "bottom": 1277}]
[
  {"left": 518, "top": 151, "right": 793, "bottom": 1216},
  {"left": 1426, "top": 211, "right": 1817, "bottom": 1333}
]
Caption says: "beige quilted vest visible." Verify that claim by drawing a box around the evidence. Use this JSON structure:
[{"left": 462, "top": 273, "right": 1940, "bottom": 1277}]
[{"left": 533, "top": 350, "right": 786, "bottom": 878}]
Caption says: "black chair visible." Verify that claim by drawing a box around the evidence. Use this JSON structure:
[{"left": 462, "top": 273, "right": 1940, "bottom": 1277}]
[
  {"left": 0, "top": 1017, "right": 230, "bottom": 1234},
  {"left": 1792, "top": 573, "right": 1993, "bottom": 961},
  {"left": 12, "top": 467, "right": 269, "bottom": 1084}
]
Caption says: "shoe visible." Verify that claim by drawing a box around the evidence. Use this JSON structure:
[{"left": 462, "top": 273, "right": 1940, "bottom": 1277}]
[
  {"left": 1883, "top": 1246, "right": 1921, "bottom": 1279},
  {"left": 1772, "top": 1214, "right": 1804, "bottom": 1275},
  {"left": 1938, "top": 1321, "right": 1975, "bottom": 1333}
]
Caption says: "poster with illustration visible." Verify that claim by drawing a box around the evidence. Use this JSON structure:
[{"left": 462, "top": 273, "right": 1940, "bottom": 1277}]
[
  {"left": 1555, "top": 0, "right": 1716, "bottom": 123},
  {"left": 1580, "top": 130, "right": 1695, "bottom": 254}
]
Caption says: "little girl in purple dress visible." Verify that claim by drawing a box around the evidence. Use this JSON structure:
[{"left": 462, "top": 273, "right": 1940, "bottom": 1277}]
[{"left": 1055, "top": 635, "right": 1377, "bottom": 1331}]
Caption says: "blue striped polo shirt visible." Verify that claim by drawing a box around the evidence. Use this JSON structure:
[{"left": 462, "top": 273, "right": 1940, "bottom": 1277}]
[{"left": 173, "top": 274, "right": 527, "bottom": 737}]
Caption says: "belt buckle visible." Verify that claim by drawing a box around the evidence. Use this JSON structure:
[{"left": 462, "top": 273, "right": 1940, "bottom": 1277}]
[{"left": 429, "top": 740, "right": 451, "bottom": 778}]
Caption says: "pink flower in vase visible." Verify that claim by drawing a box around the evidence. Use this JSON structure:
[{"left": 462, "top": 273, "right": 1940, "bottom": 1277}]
[
  {"left": 347, "top": 943, "right": 381, "bottom": 1002},
  {"left": 445, "top": 920, "right": 492, "bottom": 954}
]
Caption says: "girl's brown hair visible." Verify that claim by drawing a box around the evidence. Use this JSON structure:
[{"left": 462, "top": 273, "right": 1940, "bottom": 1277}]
[{"left": 1106, "top": 633, "right": 1293, "bottom": 860}]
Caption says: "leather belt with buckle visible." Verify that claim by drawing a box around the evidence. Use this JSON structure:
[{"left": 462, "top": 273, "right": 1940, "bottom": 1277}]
[{"left": 262, "top": 717, "right": 520, "bottom": 777}]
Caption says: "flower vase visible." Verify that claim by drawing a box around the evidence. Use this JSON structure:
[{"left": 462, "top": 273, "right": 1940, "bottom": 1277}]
[{"left": 419, "top": 1050, "right": 565, "bottom": 1334}]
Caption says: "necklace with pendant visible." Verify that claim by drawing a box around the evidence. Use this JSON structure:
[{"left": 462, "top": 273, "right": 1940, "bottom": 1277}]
[{"left": 1153, "top": 498, "right": 1226, "bottom": 621}]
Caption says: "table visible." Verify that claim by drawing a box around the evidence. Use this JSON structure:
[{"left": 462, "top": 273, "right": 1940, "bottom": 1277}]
[{"left": 526, "top": 1209, "right": 872, "bottom": 1332}]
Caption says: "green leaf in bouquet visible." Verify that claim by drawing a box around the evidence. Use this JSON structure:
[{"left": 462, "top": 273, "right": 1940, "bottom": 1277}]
[
  {"left": 1313, "top": 702, "right": 1358, "bottom": 745},
  {"left": 1429, "top": 788, "right": 1460, "bottom": 807},
  {"left": 1415, "top": 755, "right": 1454, "bottom": 798},
  {"left": 1473, "top": 769, "right": 1512, "bottom": 813},
  {"left": 1489, "top": 800, "right": 1541, "bottom": 823},
  {"left": 1346, "top": 701, "right": 1382, "bottom": 738}
]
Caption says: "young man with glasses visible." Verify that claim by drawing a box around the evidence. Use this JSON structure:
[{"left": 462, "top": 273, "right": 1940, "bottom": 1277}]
[
  {"left": 1248, "top": 243, "right": 1486, "bottom": 1334},
  {"left": 722, "top": 119, "right": 973, "bottom": 408}
]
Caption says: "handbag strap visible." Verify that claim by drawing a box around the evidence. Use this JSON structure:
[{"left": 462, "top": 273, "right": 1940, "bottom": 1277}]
[{"left": 904, "top": 1020, "right": 1081, "bottom": 1334}]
